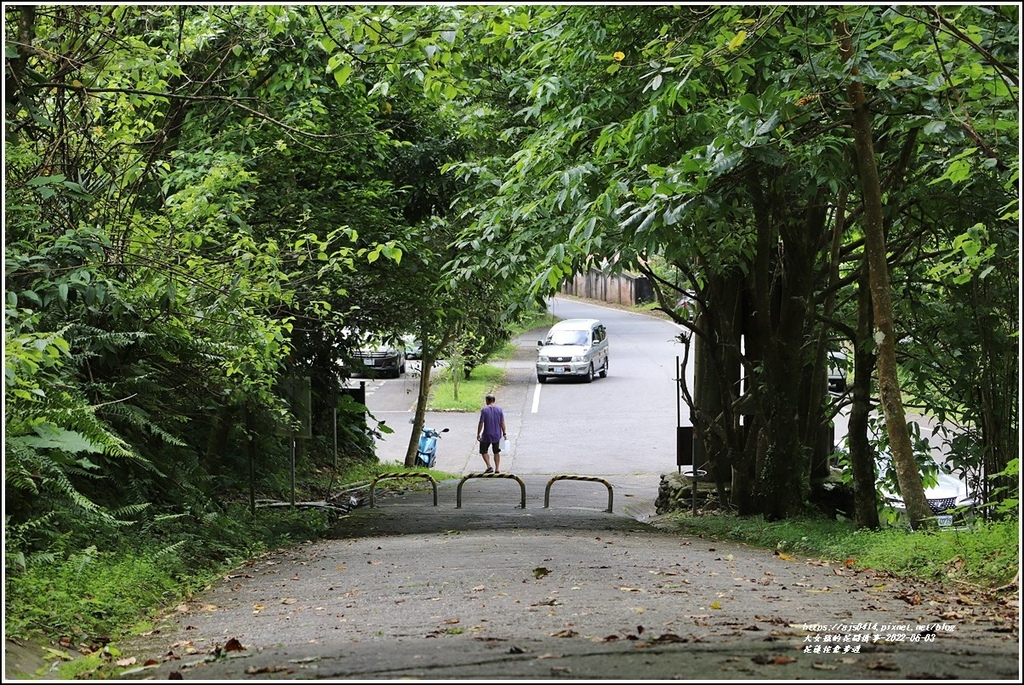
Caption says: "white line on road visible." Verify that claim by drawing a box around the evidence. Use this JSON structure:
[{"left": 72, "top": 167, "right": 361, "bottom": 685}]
[{"left": 532, "top": 381, "right": 542, "bottom": 413}]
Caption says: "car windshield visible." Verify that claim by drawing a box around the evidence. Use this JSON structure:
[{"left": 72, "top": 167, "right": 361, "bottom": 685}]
[{"left": 547, "top": 330, "right": 588, "bottom": 346}]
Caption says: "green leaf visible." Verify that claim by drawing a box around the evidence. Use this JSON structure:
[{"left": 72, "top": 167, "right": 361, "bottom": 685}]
[
  {"left": 21, "top": 425, "right": 103, "bottom": 454},
  {"left": 334, "top": 63, "right": 353, "bottom": 87},
  {"left": 728, "top": 30, "right": 747, "bottom": 51}
]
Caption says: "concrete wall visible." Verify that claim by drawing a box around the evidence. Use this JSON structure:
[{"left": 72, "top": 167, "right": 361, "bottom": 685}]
[{"left": 561, "top": 269, "right": 653, "bottom": 306}]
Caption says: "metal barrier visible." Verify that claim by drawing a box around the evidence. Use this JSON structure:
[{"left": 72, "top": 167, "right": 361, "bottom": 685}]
[
  {"left": 543, "top": 475, "right": 614, "bottom": 513},
  {"left": 456, "top": 472, "right": 527, "bottom": 509},
  {"left": 369, "top": 472, "right": 438, "bottom": 508}
]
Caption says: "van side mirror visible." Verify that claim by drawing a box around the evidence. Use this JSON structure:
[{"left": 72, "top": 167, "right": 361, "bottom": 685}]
[{"left": 537, "top": 340, "right": 544, "bottom": 346}]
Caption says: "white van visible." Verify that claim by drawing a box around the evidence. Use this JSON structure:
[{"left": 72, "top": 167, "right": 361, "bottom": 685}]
[{"left": 536, "top": 318, "right": 609, "bottom": 384}]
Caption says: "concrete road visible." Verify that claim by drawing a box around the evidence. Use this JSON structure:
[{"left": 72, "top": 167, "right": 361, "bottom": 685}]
[{"left": 114, "top": 473, "right": 1019, "bottom": 681}]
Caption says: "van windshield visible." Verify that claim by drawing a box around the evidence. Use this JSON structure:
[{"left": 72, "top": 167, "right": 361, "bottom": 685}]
[{"left": 547, "top": 330, "right": 588, "bottom": 346}]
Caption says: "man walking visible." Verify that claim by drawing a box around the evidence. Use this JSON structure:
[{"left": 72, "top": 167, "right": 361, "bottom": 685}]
[{"left": 476, "top": 393, "right": 507, "bottom": 473}]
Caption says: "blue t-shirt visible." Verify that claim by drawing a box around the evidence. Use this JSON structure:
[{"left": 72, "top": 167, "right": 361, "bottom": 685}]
[{"left": 479, "top": 405, "right": 504, "bottom": 443}]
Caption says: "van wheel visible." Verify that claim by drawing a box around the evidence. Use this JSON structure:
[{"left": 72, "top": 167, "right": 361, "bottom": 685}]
[
  {"left": 583, "top": 364, "right": 594, "bottom": 383},
  {"left": 537, "top": 375, "right": 547, "bottom": 384},
  {"left": 599, "top": 359, "right": 608, "bottom": 378}
]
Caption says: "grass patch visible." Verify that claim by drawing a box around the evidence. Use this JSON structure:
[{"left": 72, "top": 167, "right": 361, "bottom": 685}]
[
  {"left": 656, "top": 510, "right": 1018, "bottom": 589},
  {"left": 427, "top": 363, "right": 506, "bottom": 412},
  {"left": 4, "top": 503, "right": 333, "bottom": 679},
  {"left": 362, "top": 459, "right": 462, "bottom": 486}
]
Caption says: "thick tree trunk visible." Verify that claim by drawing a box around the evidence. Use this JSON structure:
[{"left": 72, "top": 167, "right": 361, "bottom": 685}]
[
  {"left": 837, "top": 19, "right": 932, "bottom": 529},
  {"left": 691, "top": 275, "right": 745, "bottom": 506}
]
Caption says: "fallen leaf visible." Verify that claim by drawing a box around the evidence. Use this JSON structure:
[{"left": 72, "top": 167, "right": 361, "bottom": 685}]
[
  {"left": 648, "top": 633, "right": 687, "bottom": 644},
  {"left": 224, "top": 638, "right": 245, "bottom": 652},
  {"left": 752, "top": 654, "right": 797, "bottom": 665},
  {"left": 867, "top": 661, "right": 900, "bottom": 671},
  {"left": 200, "top": 604, "right": 218, "bottom": 611},
  {"left": 620, "top": 586, "right": 645, "bottom": 593},
  {"left": 282, "top": 598, "right": 298, "bottom": 605},
  {"left": 710, "top": 601, "right": 722, "bottom": 610},
  {"left": 444, "top": 618, "right": 460, "bottom": 625},
  {"left": 550, "top": 629, "right": 578, "bottom": 638},
  {"left": 776, "top": 552, "right": 797, "bottom": 562},
  {"left": 812, "top": 662, "right": 837, "bottom": 671},
  {"left": 532, "top": 567, "right": 551, "bottom": 579},
  {"left": 115, "top": 657, "right": 136, "bottom": 667}
]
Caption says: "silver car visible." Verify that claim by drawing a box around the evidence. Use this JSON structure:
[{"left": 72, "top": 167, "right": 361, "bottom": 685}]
[{"left": 536, "top": 318, "right": 609, "bottom": 384}]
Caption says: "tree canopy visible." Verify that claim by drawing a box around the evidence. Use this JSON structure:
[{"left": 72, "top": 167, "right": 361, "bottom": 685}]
[{"left": 5, "top": 4, "right": 1018, "bottom": 564}]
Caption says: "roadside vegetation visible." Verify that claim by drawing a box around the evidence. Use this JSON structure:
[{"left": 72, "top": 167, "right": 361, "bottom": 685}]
[
  {"left": 425, "top": 308, "right": 556, "bottom": 411},
  {"left": 5, "top": 4, "right": 1016, "bottom": 680},
  {"left": 658, "top": 505, "right": 1019, "bottom": 591}
]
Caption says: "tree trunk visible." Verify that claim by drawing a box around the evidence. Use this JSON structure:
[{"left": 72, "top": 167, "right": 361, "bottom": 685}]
[
  {"left": 851, "top": 258, "right": 881, "bottom": 529},
  {"left": 837, "top": 18, "right": 932, "bottom": 529},
  {"left": 405, "top": 345, "right": 436, "bottom": 467}
]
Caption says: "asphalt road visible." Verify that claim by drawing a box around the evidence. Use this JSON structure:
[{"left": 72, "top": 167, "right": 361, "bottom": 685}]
[
  {"left": 106, "top": 298, "right": 1018, "bottom": 681},
  {"left": 360, "top": 296, "right": 691, "bottom": 479}
]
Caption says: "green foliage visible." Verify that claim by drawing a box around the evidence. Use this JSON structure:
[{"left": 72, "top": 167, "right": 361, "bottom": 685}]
[
  {"left": 981, "top": 458, "right": 1019, "bottom": 519},
  {"left": 2, "top": 5, "right": 1017, "bottom": 652},
  {"left": 659, "top": 511, "right": 1019, "bottom": 589},
  {"left": 3, "top": 505, "right": 331, "bottom": 645}
]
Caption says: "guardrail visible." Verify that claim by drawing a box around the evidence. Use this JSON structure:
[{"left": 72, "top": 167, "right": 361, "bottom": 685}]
[
  {"left": 543, "top": 474, "right": 614, "bottom": 513},
  {"left": 456, "top": 472, "right": 527, "bottom": 509},
  {"left": 369, "top": 472, "right": 438, "bottom": 508}
]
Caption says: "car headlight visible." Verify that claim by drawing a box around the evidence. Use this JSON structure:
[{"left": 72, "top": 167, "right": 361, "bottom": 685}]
[
  {"left": 572, "top": 355, "right": 585, "bottom": 362},
  {"left": 538, "top": 355, "right": 549, "bottom": 363}
]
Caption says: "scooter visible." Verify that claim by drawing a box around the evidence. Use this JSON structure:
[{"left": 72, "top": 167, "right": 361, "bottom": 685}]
[{"left": 416, "top": 426, "right": 449, "bottom": 468}]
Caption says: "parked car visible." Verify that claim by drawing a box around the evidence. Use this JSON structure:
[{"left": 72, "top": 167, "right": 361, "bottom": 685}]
[
  {"left": 340, "top": 330, "right": 407, "bottom": 379},
  {"left": 536, "top": 318, "right": 609, "bottom": 384},
  {"left": 876, "top": 455, "right": 976, "bottom": 528}
]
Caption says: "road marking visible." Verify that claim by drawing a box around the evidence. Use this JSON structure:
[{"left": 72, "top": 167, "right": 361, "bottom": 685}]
[{"left": 532, "top": 381, "right": 542, "bottom": 413}]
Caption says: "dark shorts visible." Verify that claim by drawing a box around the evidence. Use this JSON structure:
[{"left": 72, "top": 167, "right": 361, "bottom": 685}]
[{"left": 479, "top": 440, "right": 501, "bottom": 455}]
